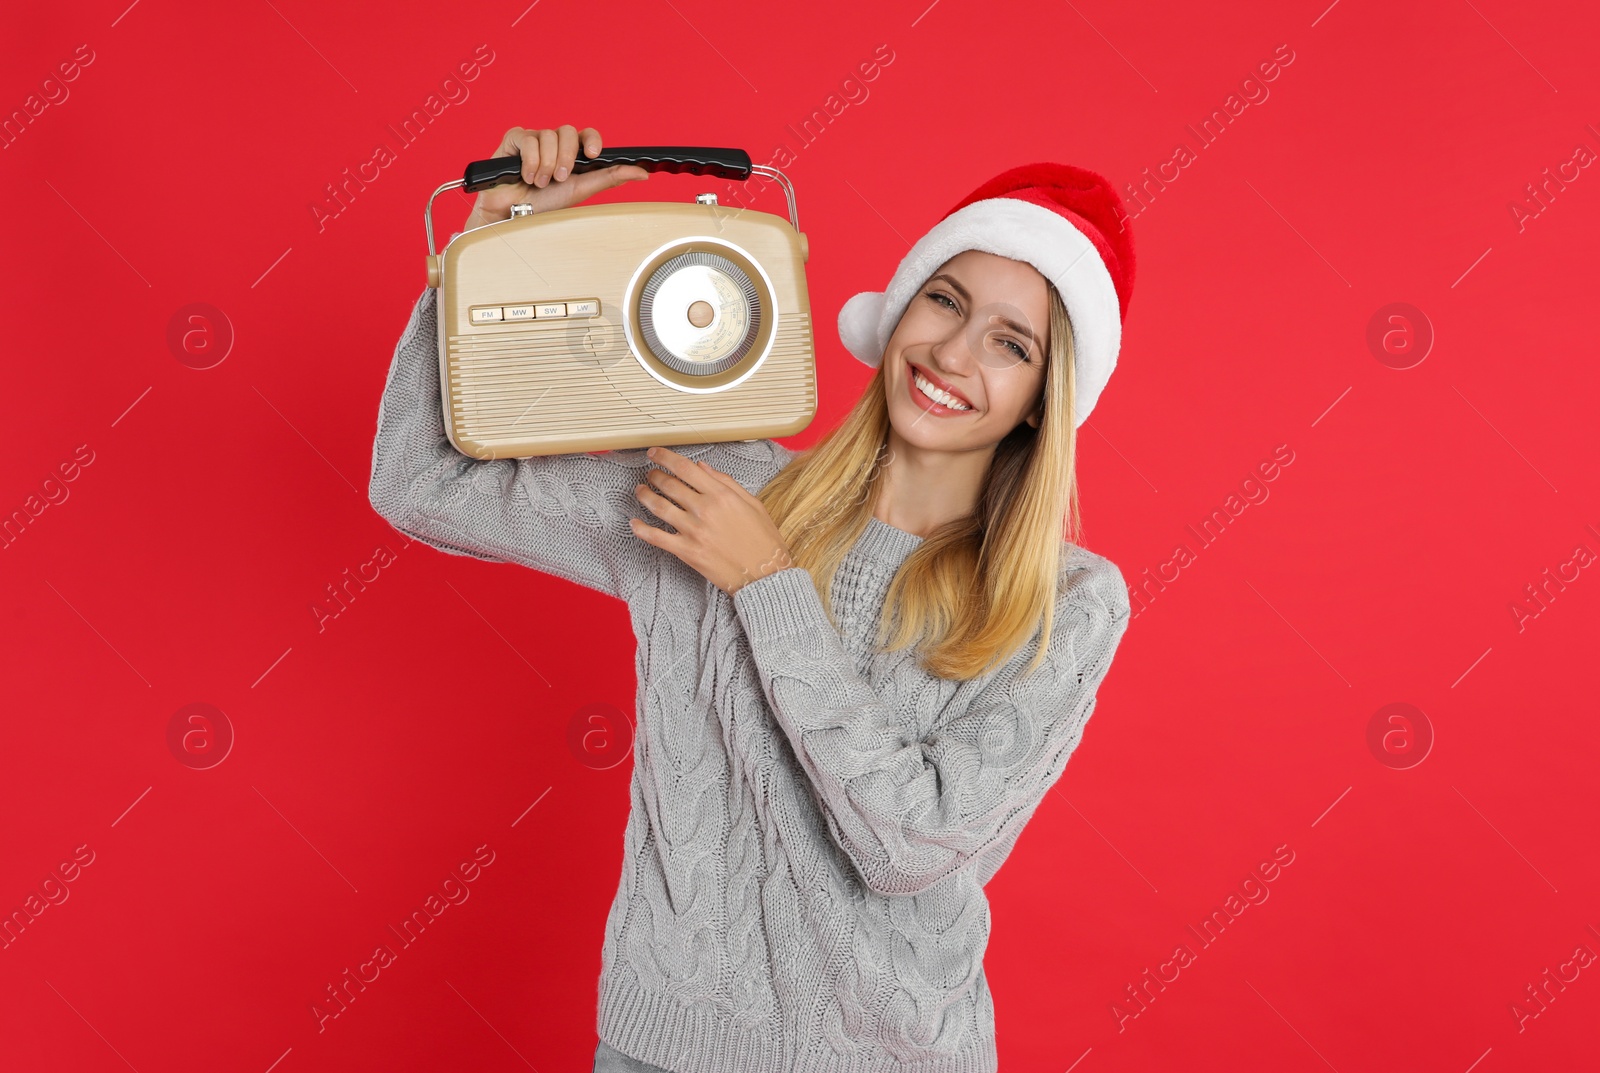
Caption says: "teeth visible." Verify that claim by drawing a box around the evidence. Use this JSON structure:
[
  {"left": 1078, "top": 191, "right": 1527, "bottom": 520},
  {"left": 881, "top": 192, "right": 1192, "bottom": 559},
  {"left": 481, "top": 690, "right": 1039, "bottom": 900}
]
[{"left": 914, "top": 370, "right": 971, "bottom": 410}]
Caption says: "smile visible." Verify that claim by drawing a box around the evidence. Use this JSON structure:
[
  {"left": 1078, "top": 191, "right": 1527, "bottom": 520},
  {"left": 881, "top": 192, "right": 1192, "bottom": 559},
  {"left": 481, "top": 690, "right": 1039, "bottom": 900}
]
[{"left": 906, "top": 363, "right": 974, "bottom": 414}]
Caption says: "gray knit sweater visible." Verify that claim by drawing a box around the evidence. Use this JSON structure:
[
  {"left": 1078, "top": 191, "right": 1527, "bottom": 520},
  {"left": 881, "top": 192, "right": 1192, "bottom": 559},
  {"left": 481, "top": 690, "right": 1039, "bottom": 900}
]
[{"left": 367, "top": 285, "right": 1132, "bottom": 1073}]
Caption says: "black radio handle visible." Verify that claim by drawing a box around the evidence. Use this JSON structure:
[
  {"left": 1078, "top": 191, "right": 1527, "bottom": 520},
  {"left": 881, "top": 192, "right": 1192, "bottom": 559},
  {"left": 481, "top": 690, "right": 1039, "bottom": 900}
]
[{"left": 463, "top": 146, "right": 754, "bottom": 192}]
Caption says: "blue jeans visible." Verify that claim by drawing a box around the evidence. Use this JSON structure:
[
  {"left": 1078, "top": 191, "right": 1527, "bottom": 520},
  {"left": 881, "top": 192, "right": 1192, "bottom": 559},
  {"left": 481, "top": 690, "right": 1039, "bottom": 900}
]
[{"left": 593, "top": 1039, "right": 674, "bottom": 1072}]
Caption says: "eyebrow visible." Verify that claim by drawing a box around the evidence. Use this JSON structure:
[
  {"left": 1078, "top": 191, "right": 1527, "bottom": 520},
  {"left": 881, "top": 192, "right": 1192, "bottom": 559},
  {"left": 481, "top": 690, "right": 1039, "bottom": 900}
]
[{"left": 927, "top": 274, "right": 1040, "bottom": 350}]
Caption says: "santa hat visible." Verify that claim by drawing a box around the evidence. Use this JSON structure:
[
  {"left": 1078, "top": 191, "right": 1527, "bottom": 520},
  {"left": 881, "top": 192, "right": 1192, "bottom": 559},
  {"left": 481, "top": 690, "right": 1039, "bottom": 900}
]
[{"left": 836, "top": 162, "right": 1136, "bottom": 428}]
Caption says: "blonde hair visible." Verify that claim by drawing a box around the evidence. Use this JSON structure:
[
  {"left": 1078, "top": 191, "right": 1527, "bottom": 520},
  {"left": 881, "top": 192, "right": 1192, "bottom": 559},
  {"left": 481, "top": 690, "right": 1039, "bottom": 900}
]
[{"left": 756, "top": 283, "right": 1080, "bottom": 681}]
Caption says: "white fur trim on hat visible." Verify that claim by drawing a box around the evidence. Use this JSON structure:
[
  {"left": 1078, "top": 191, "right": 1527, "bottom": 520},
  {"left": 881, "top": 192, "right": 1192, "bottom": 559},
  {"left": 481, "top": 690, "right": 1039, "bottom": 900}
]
[{"left": 835, "top": 198, "right": 1122, "bottom": 428}]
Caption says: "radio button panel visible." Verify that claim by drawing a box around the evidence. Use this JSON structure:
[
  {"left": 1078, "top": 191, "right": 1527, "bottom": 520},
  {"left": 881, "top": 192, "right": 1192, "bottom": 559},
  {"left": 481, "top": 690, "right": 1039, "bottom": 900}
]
[{"left": 468, "top": 299, "right": 599, "bottom": 324}]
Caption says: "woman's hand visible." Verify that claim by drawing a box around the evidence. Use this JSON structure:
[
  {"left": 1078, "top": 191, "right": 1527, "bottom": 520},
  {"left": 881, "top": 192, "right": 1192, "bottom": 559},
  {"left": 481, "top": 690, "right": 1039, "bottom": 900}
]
[
  {"left": 463, "top": 124, "right": 649, "bottom": 229},
  {"left": 628, "top": 447, "right": 796, "bottom": 596}
]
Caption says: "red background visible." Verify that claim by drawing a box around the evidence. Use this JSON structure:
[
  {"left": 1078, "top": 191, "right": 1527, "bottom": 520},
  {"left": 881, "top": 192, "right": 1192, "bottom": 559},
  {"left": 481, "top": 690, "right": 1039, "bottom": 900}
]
[{"left": 3, "top": 1, "right": 1597, "bottom": 1070}]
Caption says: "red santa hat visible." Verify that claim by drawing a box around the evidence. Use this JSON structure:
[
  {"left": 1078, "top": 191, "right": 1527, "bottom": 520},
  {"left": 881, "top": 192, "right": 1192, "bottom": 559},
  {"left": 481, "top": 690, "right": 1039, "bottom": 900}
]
[{"left": 836, "top": 162, "right": 1136, "bottom": 428}]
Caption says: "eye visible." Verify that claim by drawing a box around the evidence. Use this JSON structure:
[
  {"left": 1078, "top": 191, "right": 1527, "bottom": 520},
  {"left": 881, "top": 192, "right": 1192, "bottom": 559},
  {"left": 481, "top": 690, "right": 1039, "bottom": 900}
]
[{"left": 924, "top": 289, "right": 1032, "bottom": 362}]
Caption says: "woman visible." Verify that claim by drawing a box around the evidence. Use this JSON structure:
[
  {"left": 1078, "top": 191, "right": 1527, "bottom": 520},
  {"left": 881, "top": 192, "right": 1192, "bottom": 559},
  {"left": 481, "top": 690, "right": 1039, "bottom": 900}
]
[{"left": 368, "top": 124, "right": 1136, "bottom": 1073}]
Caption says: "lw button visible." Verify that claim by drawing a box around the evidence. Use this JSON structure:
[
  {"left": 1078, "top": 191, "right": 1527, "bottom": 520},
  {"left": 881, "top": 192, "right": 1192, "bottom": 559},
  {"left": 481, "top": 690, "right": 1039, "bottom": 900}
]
[
  {"left": 470, "top": 307, "right": 504, "bottom": 323},
  {"left": 567, "top": 299, "right": 599, "bottom": 317}
]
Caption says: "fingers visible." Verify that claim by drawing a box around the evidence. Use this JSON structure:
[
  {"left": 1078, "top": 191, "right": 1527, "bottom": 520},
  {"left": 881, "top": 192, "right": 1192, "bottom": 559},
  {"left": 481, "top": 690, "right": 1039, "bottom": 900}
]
[
  {"left": 649, "top": 447, "right": 747, "bottom": 499},
  {"left": 553, "top": 124, "right": 579, "bottom": 182},
  {"left": 643, "top": 466, "right": 701, "bottom": 505},
  {"left": 636, "top": 475, "right": 688, "bottom": 519},
  {"left": 515, "top": 128, "right": 540, "bottom": 185},
  {"left": 576, "top": 127, "right": 645, "bottom": 186},
  {"left": 610, "top": 163, "right": 650, "bottom": 186},
  {"left": 644, "top": 448, "right": 709, "bottom": 495},
  {"left": 637, "top": 448, "right": 713, "bottom": 516},
  {"left": 495, "top": 125, "right": 524, "bottom": 159},
  {"left": 532, "top": 128, "right": 559, "bottom": 186},
  {"left": 496, "top": 125, "right": 629, "bottom": 192}
]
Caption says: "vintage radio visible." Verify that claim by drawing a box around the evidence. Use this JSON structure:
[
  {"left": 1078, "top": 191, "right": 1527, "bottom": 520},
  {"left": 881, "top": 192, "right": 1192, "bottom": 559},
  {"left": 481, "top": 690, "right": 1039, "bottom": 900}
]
[{"left": 422, "top": 146, "right": 817, "bottom": 459}]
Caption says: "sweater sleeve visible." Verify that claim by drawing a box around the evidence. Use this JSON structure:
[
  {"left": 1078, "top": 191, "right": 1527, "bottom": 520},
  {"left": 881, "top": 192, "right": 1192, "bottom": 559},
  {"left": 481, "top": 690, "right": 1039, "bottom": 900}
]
[
  {"left": 367, "top": 284, "right": 783, "bottom": 602},
  {"left": 730, "top": 554, "right": 1131, "bottom": 896}
]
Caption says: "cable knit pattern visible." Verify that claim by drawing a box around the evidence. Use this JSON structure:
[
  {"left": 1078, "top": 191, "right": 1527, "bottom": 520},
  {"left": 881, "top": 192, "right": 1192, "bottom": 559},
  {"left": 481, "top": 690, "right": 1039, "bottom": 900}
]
[{"left": 368, "top": 286, "right": 1132, "bottom": 1073}]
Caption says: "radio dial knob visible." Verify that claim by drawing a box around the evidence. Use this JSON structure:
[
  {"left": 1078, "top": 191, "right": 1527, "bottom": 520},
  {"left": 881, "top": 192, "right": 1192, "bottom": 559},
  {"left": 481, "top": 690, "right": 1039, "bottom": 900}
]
[{"left": 509, "top": 203, "right": 535, "bottom": 217}]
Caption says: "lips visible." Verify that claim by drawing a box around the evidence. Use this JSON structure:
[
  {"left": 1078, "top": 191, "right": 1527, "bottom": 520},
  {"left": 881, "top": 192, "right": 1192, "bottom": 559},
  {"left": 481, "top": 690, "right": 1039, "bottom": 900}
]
[{"left": 906, "top": 361, "right": 976, "bottom": 410}]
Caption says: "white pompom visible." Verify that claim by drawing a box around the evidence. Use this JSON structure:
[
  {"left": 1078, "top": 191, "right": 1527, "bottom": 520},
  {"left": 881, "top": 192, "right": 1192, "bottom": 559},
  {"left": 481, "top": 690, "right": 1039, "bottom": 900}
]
[{"left": 836, "top": 291, "right": 887, "bottom": 367}]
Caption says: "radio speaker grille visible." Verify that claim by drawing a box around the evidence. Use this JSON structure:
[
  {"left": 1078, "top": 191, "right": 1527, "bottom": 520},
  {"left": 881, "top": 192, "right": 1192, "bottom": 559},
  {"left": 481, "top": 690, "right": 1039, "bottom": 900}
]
[{"left": 445, "top": 313, "right": 813, "bottom": 449}]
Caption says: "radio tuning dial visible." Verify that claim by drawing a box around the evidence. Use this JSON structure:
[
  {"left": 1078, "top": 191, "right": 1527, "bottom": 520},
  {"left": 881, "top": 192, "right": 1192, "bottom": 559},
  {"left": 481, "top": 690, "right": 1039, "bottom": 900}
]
[
  {"left": 509, "top": 203, "right": 535, "bottom": 217},
  {"left": 696, "top": 194, "right": 719, "bottom": 205},
  {"left": 636, "top": 250, "right": 761, "bottom": 377}
]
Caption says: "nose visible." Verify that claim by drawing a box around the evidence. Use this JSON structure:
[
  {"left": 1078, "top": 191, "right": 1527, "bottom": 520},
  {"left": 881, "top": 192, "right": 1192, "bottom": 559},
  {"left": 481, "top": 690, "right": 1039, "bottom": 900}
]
[{"left": 926, "top": 319, "right": 980, "bottom": 379}]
